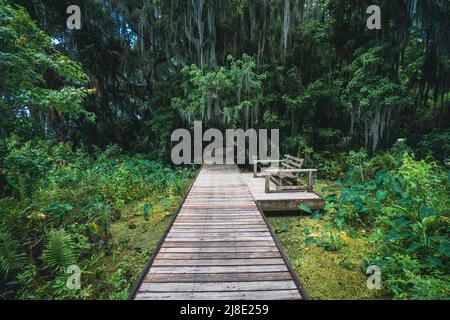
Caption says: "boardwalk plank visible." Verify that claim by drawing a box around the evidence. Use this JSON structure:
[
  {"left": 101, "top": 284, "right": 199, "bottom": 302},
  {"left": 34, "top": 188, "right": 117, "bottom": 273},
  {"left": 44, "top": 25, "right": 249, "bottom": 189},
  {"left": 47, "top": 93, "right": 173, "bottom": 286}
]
[
  {"left": 147, "top": 265, "right": 288, "bottom": 273},
  {"left": 144, "top": 272, "right": 293, "bottom": 283},
  {"left": 136, "top": 290, "right": 302, "bottom": 300},
  {"left": 156, "top": 252, "right": 281, "bottom": 259},
  {"left": 158, "top": 247, "right": 280, "bottom": 253},
  {"left": 162, "top": 241, "right": 276, "bottom": 247},
  {"left": 152, "top": 258, "right": 285, "bottom": 266},
  {"left": 139, "top": 281, "right": 297, "bottom": 292}
]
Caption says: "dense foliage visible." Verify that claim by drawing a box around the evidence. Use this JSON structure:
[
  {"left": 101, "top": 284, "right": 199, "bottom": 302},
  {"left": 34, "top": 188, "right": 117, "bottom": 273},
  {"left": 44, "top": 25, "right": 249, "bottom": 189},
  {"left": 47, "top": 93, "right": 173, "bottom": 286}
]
[
  {"left": 0, "top": 1, "right": 93, "bottom": 142},
  {"left": 0, "top": 0, "right": 448, "bottom": 300},
  {"left": 321, "top": 141, "right": 449, "bottom": 299},
  {"left": 0, "top": 141, "right": 193, "bottom": 299}
]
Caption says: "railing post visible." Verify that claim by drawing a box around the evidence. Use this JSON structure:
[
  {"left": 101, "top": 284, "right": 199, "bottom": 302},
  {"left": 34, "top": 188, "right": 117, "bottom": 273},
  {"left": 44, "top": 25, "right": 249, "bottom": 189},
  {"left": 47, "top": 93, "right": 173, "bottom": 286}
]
[
  {"left": 307, "top": 171, "right": 313, "bottom": 192},
  {"left": 253, "top": 156, "right": 258, "bottom": 178},
  {"left": 265, "top": 175, "right": 270, "bottom": 193}
]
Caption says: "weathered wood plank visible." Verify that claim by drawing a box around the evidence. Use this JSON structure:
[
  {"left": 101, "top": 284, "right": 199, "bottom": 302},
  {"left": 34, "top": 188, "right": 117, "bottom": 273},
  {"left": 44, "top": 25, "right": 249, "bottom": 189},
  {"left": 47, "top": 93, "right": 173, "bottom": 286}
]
[
  {"left": 139, "top": 281, "right": 297, "bottom": 292},
  {"left": 136, "top": 290, "right": 302, "bottom": 300},
  {"left": 152, "top": 258, "right": 285, "bottom": 266},
  {"left": 162, "top": 241, "right": 276, "bottom": 247},
  {"left": 144, "top": 272, "right": 293, "bottom": 283},
  {"left": 166, "top": 231, "right": 272, "bottom": 237},
  {"left": 172, "top": 223, "right": 267, "bottom": 227},
  {"left": 148, "top": 265, "right": 288, "bottom": 274},
  {"left": 156, "top": 252, "right": 281, "bottom": 259},
  {"left": 171, "top": 226, "right": 267, "bottom": 233},
  {"left": 165, "top": 237, "right": 274, "bottom": 242},
  {"left": 158, "top": 247, "right": 280, "bottom": 253}
]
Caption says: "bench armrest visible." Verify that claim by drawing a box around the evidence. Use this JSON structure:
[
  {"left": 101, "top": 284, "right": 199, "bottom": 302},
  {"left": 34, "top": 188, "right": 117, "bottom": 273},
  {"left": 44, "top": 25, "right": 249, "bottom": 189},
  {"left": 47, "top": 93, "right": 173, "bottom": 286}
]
[
  {"left": 254, "top": 160, "right": 285, "bottom": 164},
  {"left": 252, "top": 156, "right": 287, "bottom": 177},
  {"left": 261, "top": 168, "right": 317, "bottom": 174}
]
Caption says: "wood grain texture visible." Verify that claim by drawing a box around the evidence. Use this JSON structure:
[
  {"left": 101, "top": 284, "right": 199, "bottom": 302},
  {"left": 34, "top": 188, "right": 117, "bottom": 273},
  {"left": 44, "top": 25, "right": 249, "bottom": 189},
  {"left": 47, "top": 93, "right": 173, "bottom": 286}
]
[
  {"left": 135, "top": 290, "right": 301, "bottom": 300},
  {"left": 144, "top": 272, "right": 294, "bottom": 283},
  {"left": 134, "top": 164, "right": 304, "bottom": 300}
]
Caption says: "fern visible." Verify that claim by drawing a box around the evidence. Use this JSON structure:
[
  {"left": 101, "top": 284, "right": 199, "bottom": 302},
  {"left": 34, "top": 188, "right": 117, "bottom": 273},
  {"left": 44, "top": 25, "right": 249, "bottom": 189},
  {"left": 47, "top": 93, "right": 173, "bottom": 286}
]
[
  {"left": 0, "top": 228, "right": 27, "bottom": 277},
  {"left": 41, "top": 229, "right": 77, "bottom": 272}
]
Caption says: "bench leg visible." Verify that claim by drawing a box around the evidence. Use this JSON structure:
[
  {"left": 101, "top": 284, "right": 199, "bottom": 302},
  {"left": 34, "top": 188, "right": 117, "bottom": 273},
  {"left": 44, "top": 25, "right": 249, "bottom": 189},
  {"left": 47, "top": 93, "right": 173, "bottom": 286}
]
[{"left": 253, "top": 156, "right": 258, "bottom": 178}]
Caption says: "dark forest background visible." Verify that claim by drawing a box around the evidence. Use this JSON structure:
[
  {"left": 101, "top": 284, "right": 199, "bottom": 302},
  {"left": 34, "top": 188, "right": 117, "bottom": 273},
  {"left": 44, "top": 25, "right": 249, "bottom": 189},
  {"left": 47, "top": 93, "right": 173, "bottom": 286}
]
[{"left": 5, "top": 0, "right": 450, "bottom": 157}]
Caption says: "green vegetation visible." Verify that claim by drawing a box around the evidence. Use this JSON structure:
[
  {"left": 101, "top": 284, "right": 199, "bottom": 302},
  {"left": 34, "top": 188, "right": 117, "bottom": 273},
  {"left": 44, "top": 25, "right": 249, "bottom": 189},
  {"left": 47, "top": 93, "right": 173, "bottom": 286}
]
[
  {"left": 0, "top": 2, "right": 195, "bottom": 299},
  {"left": 1, "top": 0, "right": 449, "bottom": 300},
  {"left": 269, "top": 141, "right": 449, "bottom": 300},
  {"left": 0, "top": 141, "right": 194, "bottom": 299}
]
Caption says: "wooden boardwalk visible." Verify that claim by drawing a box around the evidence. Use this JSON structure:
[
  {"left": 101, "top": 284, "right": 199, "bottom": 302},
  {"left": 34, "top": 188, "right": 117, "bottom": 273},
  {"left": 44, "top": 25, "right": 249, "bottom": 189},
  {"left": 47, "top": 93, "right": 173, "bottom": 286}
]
[{"left": 132, "top": 164, "right": 306, "bottom": 300}]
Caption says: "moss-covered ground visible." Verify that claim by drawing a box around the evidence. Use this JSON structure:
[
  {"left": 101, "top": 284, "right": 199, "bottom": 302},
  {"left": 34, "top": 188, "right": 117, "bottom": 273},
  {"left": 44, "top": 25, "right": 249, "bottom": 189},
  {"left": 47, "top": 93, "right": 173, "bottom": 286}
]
[
  {"left": 88, "top": 181, "right": 192, "bottom": 299},
  {"left": 267, "top": 213, "right": 380, "bottom": 300}
]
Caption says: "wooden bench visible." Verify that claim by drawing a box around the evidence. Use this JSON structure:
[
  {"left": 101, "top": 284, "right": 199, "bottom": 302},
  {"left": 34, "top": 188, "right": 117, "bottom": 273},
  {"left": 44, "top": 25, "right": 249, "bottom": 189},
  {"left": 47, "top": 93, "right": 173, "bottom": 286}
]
[{"left": 253, "top": 155, "right": 317, "bottom": 193}]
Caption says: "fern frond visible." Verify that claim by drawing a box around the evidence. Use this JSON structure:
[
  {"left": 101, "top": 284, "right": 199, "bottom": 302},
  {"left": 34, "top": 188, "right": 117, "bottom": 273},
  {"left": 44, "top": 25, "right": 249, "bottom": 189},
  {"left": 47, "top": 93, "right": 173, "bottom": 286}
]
[
  {"left": 41, "top": 229, "right": 77, "bottom": 272},
  {"left": 0, "top": 229, "right": 27, "bottom": 277}
]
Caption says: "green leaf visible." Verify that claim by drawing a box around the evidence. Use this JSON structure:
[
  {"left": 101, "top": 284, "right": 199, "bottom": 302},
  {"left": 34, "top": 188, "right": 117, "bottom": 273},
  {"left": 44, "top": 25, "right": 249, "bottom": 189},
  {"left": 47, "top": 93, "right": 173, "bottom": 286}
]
[
  {"left": 337, "top": 208, "right": 349, "bottom": 217},
  {"left": 298, "top": 204, "right": 312, "bottom": 214},
  {"left": 275, "top": 226, "right": 289, "bottom": 234},
  {"left": 304, "top": 236, "right": 318, "bottom": 244},
  {"left": 143, "top": 204, "right": 152, "bottom": 221},
  {"left": 389, "top": 181, "right": 404, "bottom": 196},
  {"left": 311, "top": 211, "right": 323, "bottom": 220},
  {"left": 409, "top": 242, "right": 424, "bottom": 251},
  {"left": 419, "top": 205, "right": 437, "bottom": 220},
  {"left": 385, "top": 230, "right": 409, "bottom": 242},
  {"left": 334, "top": 217, "right": 345, "bottom": 228},
  {"left": 425, "top": 256, "right": 445, "bottom": 268},
  {"left": 348, "top": 229, "right": 358, "bottom": 239},
  {"left": 393, "top": 218, "right": 411, "bottom": 228},
  {"left": 301, "top": 227, "right": 311, "bottom": 235},
  {"left": 376, "top": 189, "right": 387, "bottom": 201},
  {"left": 44, "top": 203, "right": 73, "bottom": 213},
  {"left": 439, "top": 241, "right": 450, "bottom": 258},
  {"left": 375, "top": 171, "right": 388, "bottom": 187}
]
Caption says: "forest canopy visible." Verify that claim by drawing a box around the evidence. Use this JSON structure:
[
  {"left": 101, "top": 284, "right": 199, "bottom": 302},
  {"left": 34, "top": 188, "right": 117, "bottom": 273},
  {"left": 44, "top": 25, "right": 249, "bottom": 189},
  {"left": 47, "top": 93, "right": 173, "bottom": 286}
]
[{"left": 2, "top": 0, "right": 448, "bottom": 155}]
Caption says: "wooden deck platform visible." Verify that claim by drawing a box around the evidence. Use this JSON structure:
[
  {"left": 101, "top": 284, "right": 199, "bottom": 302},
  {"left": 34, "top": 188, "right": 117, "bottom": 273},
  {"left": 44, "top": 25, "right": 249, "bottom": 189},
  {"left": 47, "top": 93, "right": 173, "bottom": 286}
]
[
  {"left": 241, "top": 172, "right": 325, "bottom": 212},
  {"left": 131, "top": 164, "right": 306, "bottom": 300}
]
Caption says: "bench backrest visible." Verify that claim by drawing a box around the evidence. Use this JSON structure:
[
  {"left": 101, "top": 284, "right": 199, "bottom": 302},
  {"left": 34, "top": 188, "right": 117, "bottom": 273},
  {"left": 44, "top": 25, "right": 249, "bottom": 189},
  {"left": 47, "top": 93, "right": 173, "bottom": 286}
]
[{"left": 280, "top": 155, "right": 304, "bottom": 169}]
